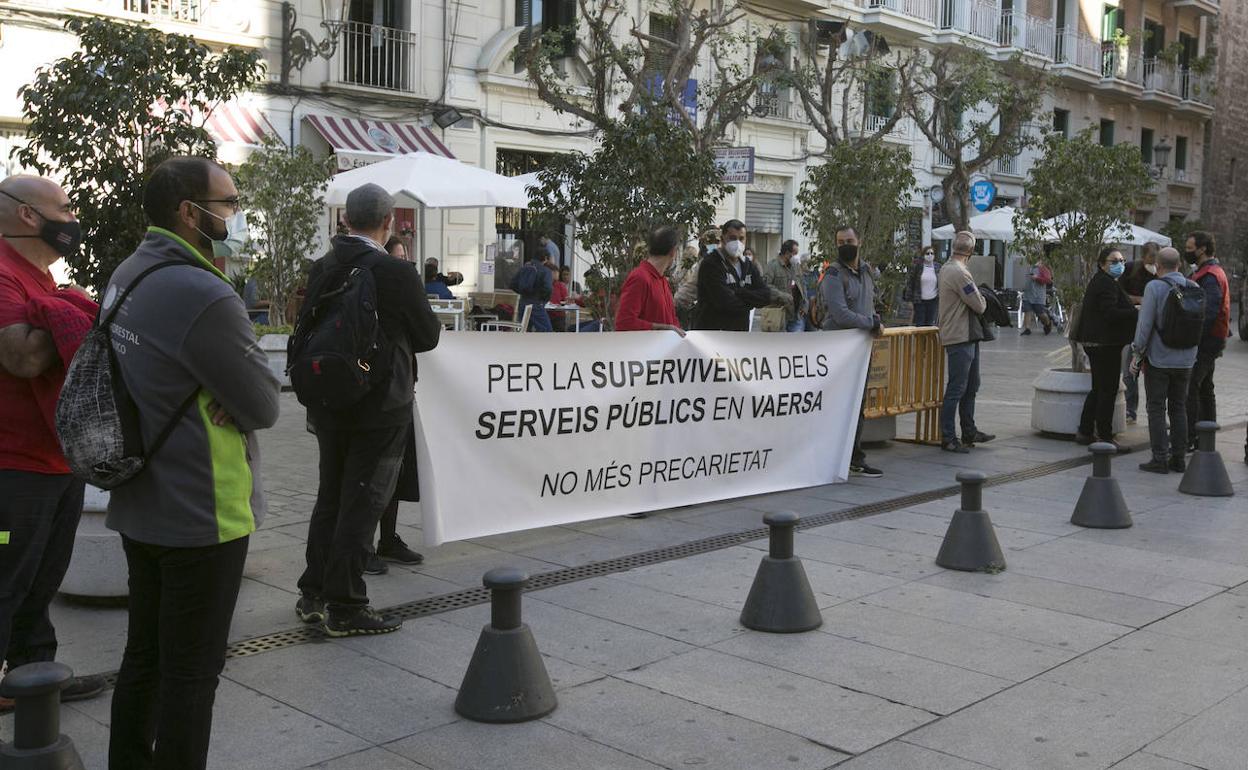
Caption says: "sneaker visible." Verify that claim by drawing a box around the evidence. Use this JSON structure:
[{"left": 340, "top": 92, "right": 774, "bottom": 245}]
[
  {"left": 1169, "top": 456, "right": 1186, "bottom": 473},
  {"left": 296, "top": 594, "right": 326, "bottom": 624},
  {"left": 1108, "top": 441, "right": 1131, "bottom": 455},
  {"left": 377, "top": 537, "right": 424, "bottom": 565},
  {"left": 624, "top": 512, "right": 649, "bottom": 519},
  {"left": 849, "top": 464, "right": 884, "bottom": 478},
  {"left": 323, "top": 606, "right": 402, "bottom": 638},
  {"left": 941, "top": 441, "right": 970, "bottom": 454},
  {"left": 364, "top": 550, "right": 388, "bottom": 576},
  {"left": 1075, "top": 432, "right": 1094, "bottom": 446},
  {"left": 1125, "top": 413, "right": 1137, "bottom": 425},
  {"left": 61, "top": 675, "right": 106, "bottom": 703},
  {"left": 963, "top": 431, "right": 995, "bottom": 447},
  {"left": 1139, "top": 459, "right": 1169, "bottom": 474},
  {"left": 1043, "top": 325, "right": 1052, "bottom": 335},
  {"left": 1021, "top": 328, "right": 1032, "bottom": 336}
]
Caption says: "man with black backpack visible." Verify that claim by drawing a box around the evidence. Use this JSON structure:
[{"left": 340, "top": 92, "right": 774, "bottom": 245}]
[
  {"left": 291, "top": 183, "right": 441, "bottom": 637},
  {"left": 1130, "top": 247, "right": 1202, "bottom": 474},
  {"left": 509, "top": 250, "right": 554, "bottom": 331}
]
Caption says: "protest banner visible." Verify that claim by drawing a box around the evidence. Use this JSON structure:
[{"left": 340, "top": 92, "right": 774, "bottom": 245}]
[{"left": 414, "top": 330, "right": 872, "bottom": 545}]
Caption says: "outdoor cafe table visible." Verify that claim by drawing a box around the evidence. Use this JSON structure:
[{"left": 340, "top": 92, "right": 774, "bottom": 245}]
[{"left": 546, "top": 302, "right": 582, "bottom": 332}]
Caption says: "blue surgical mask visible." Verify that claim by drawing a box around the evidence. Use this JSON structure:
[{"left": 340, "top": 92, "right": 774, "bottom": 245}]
[{"left": 1108, "top": 262, "right": 1125, "bottom": 278}]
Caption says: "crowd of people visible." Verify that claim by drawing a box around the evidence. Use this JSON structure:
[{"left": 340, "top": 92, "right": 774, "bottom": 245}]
[{"left": 0, "top": 157, "right": 1242, "bottom": 770}]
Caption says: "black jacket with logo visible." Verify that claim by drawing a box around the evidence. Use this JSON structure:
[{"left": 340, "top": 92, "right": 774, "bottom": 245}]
[{"left": 692, "top": 252, "right": 771, "bottom": 331}]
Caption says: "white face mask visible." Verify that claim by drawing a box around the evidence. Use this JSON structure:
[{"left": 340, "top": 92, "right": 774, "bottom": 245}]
[
  {"left": 195, "top": 205, "right": 250, "bottom": 259},
  {"left": 1145, "top": 263, "right": 1157, "bottom": 275},
  {"left": 923, "top": 252, "right": 934, "bottom": 263},
  {"left": 722, "top": 240, "right": 745, "bottom": 259}
]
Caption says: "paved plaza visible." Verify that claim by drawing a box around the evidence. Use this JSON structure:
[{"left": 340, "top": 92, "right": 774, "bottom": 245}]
[{"left": 5, "top": 328, "right": 1248, "bottom": 770}]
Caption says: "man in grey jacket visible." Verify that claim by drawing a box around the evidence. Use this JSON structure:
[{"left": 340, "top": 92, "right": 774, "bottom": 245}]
[
  {"left": 1130, "top": 247, "right": 1199, "bottom": 474},
  {"left": 821, "top": 225, "right": 883, "bottom": 478},
  {"left": 764, "top": 239, "right": 808, "bottom": 332},
  {"left": 103, "top": 156, "right": 280, "bottom": 769}
]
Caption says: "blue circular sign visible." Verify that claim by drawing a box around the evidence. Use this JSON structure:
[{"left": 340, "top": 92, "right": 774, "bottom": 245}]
[{"left": 970, "top": 180, "right": 996, "bottom": 212}]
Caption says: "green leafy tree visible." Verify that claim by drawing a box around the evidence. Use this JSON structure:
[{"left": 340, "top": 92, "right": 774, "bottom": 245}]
[
  {"left": 1013, "top": 128, "right": 1152, "bottom": 369},
  {"left": 234, "top": 137, "right": 332, "bottom": 326},
  {"left": 908, "top": 49, "right": 1048, "bottom": 230},
  {"left": 15, "top": 17, "right": 262, "bottom": 289},
  {"left": 525, "top": 111, "right": 729, "bottom": 322},
  {"left": 795, "top": 140, "right": 916, "bottom": 314}
]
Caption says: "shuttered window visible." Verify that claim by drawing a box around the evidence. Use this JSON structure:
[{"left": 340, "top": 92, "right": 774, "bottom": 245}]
[{"left": 744, "top": 191, "right": 785, "bottom": 233}]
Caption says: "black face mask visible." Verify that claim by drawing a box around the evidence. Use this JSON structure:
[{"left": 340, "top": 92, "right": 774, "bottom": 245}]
[
  {"left": 1184, "top": 250, "right": 1199, "bottom": 265},
  {"left": 0, "top": 189, "right": 82, "bottom": 258},
  {"left": 837, "top": 244, "right": 859, "bottom": 263}
]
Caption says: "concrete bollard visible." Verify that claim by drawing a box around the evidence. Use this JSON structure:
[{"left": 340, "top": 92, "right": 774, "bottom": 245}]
[
  {"left": 0, "top": 662, "right": 86, "bottom": 770},
  {"left": 1071, "top": 442, "right": 1133, "bottom": 528},
  {"left": 739, "top": 511, "right": 823, "bottom": 633},
  {"left": 454, "top": 568, "right": 557, "bottom": 723},
  {"left": 1179, "top": 421, "right": 1234, "bottom": 497},
  {"left": 936, "top": 472, "right": 1006, "bottom": 572}
]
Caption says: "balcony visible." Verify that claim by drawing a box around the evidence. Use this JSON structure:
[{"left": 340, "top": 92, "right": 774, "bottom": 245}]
[
  {"left": 121, "top": 0, "right": 199, "bottom": 21},
  {"left": 329, "top": 21, "right": 421, "bottom": 95},
  {"left": 995, "top": 11, "right": 1055, "bottom": 61},
  {"left": 752, "top": 90, "right": 802, "bottom": 122},
  {"left": 858, "top": 0, "right": 939, "bottom": 40},
  {"left": 995, "top": 154, "right": 1021, "bottom": 176},
  {"left": 1141, "top": 58, "right": 1184, "bottom": 105},
  {"left": 1098, "top": 46, "right": 1143, "bottom": 98},
  {"left": 932, "top": 0, "right": 999, "bottom": 44},
  {"left": 1053, "top": 28, "right": 1101, "bottom": 84},
  {"left": 1169, "top": 0, "right": 1220, "bottom": 15}
]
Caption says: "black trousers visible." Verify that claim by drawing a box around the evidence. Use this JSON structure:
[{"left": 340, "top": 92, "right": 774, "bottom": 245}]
[
  {"left": 375, "top": 422, "right": 419, "bottom": 548},
  {"left": 1144, "top": 366, "right": 1191, "bottom": 463},
  {"left": 0, "top": 470, "right": 83, "bottom": 669},
  {"left": 299, "top": 423, "right": 407, "bottom": 608},
  {"left": 1079, "top": 345, "right": 1124, "bottom": 441},
  {"left": 109, "top": 534, "right": 249, "bottom": 770},
  {"left": 1185, "top": 351, "right": 1219, "bottom": 439}
]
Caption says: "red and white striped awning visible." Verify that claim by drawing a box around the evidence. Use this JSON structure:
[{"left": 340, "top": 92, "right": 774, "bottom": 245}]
[
  {"left": 304, "top": 114, "right": 455, "bottom": 165},
  {"left": 205, "top": 103, "right": 277, "bottom": 147}
]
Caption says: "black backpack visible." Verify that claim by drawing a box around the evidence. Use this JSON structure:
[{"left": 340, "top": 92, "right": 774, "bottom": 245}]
[
  {"left": 288, "top": 256, "right": 388, "bottom": 410},
  {"left": 978, "top": 284, "right": 1012, "bottom": 327},
  {"left": 1157, "top": 281, "right": 1205, "bottom": 349}
]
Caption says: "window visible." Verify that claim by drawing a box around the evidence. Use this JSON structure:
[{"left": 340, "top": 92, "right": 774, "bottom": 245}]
[
  {"left": 516, "top": 0, "right": 575, "bottom": 58},
  {"left": 1101, "top": 5, "right": 1123, "bottom": 41},
  {"left": 1053, "top": 108, "right": 1070, "bottom": 138},
  {"left": 865, "top": 69, "right": 897, "bottom": 121},
  {"left": 644, "top": 14, "right": 678, "bottom": 79},
  {"left": 1100, "top": 119, "right": 1115, "bottom": 147},
  {"left": 1175, "top": 136, "right": 1188, "bottom": 170},
  {"left": 1140, "top": 128, "right": 1154, "bottom": 165},
  {"left": 1143, "top": 20, "right": 1165, "bottom": 59}
]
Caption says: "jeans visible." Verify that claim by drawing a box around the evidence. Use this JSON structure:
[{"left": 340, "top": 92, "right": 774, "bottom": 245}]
[
  {"left": 941, "top": 342, "right": 980, "bottom": 444},
  {"left": 520, "top": 300, "right": 553, "bottom": 332},
  {"left": 1185, "top": 351, "right": 1219, "bottom": 438},
  {"left": 1121, "top": 345, "right": 1140, "bottom": 418},
  {"left": 1079, "top": 345, "right": 1124, "bottom": 440},
  {"left": 299, "top": 423, "right": 407, "bottom": 608},
  {"left": 0, "top": 471, "right": 84, "bottom": 669},
  {"left": 912, "top": 298, "right": 939, "bottom": 327},
  {"left": 1144, "top": 366, "right": 1191, "bottom": 462},
  {"left": 109, "top": 534, "right": 249, "bottom": 770},
  {"left": 785, "top": 316, "right": 807, "bottom": 333}
]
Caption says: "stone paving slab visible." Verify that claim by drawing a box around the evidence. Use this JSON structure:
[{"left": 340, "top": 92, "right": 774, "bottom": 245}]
[
  {"left": 1146, "top": 592, "right": 1248, "bottom": 652},
  {"left": 1144, "top": 686, "right": 1248, "bottom": 770},
  {"left": 834, "top": 741, "right": 996, "bottom": 769},
  {"left": 306, "top": 747, "right": 430, "bottom": 769}
]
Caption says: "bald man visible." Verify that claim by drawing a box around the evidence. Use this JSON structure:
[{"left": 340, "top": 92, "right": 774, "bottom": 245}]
[{"left": 0, "top": 174, "right": 104, "bottom": 708}]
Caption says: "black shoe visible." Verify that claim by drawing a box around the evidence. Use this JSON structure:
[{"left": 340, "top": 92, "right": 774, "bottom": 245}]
[
  {"left": 941, "top": 441, "right": 970, "bottom": 454},
  {"left": 59, "top": 674, "right": 106, "bottom": 703},
  {"left": 296, "top": 594, "right": 326, "bottom": 624},
  {"left": 964, "top": 431, "right": 995, "bottom": 447},
  {"left": 1107, "top": 441, "right": 1131, "bottom": 455},
  {"left": 1043, "top": 325, "right": 1052, "bottom": 335},
  {"left": 850, "top": 464, "right": 884, "bottom": 478},
  {"left": 624, "top": 512, "right": 649, "bottom": 519},
  {"left": 377, "top": 537, "right": 424, "bottom": 565},
  {"left": 1021, "top": 328, "right": 1032, "bottom": 336},
  {"left": 364, "top": 550, "right": 388, "bottom": 575},
  {"left": 323, "top": 606, "right": 402, "bottom": 638},
  {"left": 1075, "top": 432, "right": 1094, "bottom": 446},
  {"left": 1139, "top": 459, "right": 1169, "bottom": 474},
  {"left": 1169, "top": 457, "right": 1186, "bottom": 473}
]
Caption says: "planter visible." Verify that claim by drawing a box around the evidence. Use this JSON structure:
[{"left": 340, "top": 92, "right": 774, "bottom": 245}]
[
  {"left": 259, "top": 333, "right": 291, "bottom": 389},
  {"left": 1031, "top": 367, "right": 1125, "bottom": 437},
  {"left": 60, "top": 485, "right": 128, "bottom": 605}
]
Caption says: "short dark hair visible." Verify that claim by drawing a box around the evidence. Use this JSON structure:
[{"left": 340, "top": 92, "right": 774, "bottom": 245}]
[
  {"left": 384, "top": 236, "right": 406, "bottom": 256},
  {"left": 648, "top": 224, "right": 680, "bottom": 256},
  {"left": 424, "top": 264, "right": 439, "bottom": 283},
  {"left": 721, "top": 219, "right": 746, "bottom": 234},
  {"left": 835, "top": 225, "right": 857, "bottom": 238},
  {"left": 781, "top": 239, "right": 798, "bottom": 255},
  {"left": 143, "top": 156, "right": 223, "bottom": 230},
  {"left": 1097, "top": 246, "right": 1120, "bottom": 266},
  {"left": 1190, "top": 230, "right": 1215, "bottom": 256}
]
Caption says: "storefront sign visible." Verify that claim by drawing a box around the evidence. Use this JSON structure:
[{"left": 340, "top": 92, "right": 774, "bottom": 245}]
[
  {"left": 970, "top": 179, "right": 996, "bottom": 212},
  {"left": 715, "top": 147, "right": 756, "bottom": 185},
  {"left": 414, "top": 330, "right": 872, "bottom": 545}
]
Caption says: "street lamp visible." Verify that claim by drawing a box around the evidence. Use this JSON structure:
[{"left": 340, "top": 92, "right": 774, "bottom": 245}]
[
  {"left": 280, "top": 0, "right": 351, "bottom": 87},
  {"left": 1153, "top": 136, "right": 1172, "bottom": 175}
]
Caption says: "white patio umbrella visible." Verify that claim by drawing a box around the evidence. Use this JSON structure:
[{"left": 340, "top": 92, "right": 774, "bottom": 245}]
[
  {"left": 931, "top": 206, "right": 1019, "bottom": 241},
  {"left": 324, "top": 152, "right": 539, "bottom": 209},
  {"left": 1038, "top": 213, "right": 1171, "bottom": 247}
]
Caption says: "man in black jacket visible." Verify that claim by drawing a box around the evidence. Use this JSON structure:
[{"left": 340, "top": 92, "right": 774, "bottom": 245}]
[
  {"left": 295, "top": 183, "right": 442, "bottom": 637},
  {"left": 693, "top": 219, "right": 770, "bottom": 330}
]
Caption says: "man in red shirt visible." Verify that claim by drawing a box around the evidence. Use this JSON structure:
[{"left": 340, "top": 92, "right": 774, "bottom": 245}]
[
  {"left": 614, "top": 224, "right": 685, "bottom": 335},
  {"left": 0, "top": 175, "right": 104, "bottom": 706}
]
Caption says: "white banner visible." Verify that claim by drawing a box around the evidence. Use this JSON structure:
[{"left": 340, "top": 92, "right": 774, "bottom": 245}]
[{"left": 414, "top": 330, "right": 872, "bottom": 546}]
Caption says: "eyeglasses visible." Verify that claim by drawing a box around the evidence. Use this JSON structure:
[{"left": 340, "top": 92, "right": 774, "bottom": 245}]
[{"left": 192, "top": 197, "right": 242, "bottom": 213}]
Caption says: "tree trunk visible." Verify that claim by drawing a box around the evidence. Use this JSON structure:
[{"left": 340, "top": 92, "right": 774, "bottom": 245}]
[{"left": 1065, "top": 303, "right": 1085, "bottom": 372}]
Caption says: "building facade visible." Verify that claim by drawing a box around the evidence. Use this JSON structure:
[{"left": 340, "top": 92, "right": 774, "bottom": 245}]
[
  {"left": 1201, "top": 0, "right": 1247, "bottom": 267},
  {"left": 0, "top": 0, "right": 1222, "bottom": 292}
]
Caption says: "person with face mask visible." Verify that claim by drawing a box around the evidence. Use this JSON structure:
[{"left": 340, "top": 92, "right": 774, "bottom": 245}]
[
  {"left": 693, "top": 219, "right": 770, "bottom": 331},
  {"left": 763, "top": 239, "right": 809, "bottom": 332},
  {"left": 0, "top": 174, "right": 107, "bottom": 715},
  {"left": 821, "top": 225, "right": 884, "bottom": 477},
  {"left": 1117, "top": 242, "right": 1159, "bottom": 423},
  {"left": 1182, "top": 230, "right": 1230, "bottom": 452},
  {"left": 614, "top": 224, "right": 685, "bottom": 335},
  {"left": 905, "top": 245, "right": 941, "bottom": 327},
  {"left": 98, "top": 157, "right": 281, "bottom": 769},
  {"left": 1073, "top": 247, "right": 1138, "bottom": 450}
]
